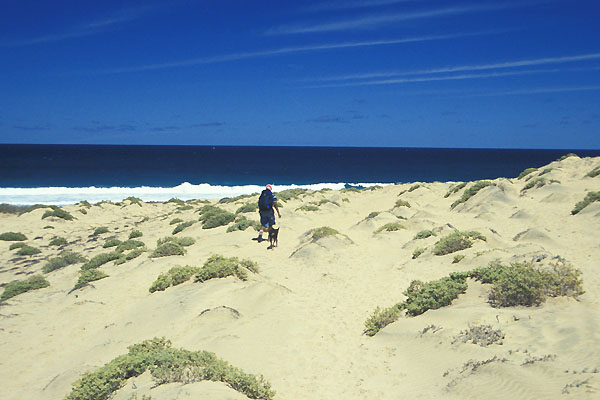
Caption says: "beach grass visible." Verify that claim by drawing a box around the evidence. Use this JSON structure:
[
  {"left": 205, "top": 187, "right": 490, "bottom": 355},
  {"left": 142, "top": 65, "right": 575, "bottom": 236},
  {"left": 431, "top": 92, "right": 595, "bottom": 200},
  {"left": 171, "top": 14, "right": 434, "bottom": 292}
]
[
  {"left": 432, "top": 231, "right": 486, "bottom": 256},
  {"left": 450, "top": 181, "right": 493, "bottom": 209},
  {"left": 81, "top": 252, "right": 121, "bottom": 270},
  {"left": 172, "top": 220, "right": 196, "bottom": 235},
  {"left": 195, "top": 255, "right": 258, "bottom": 283},
  {"left": 198, "top": 205, "right": 235, "bottom": 229},
  {"left": 74, "top": 269, "right": 108, "bottom": 290},
  {"left": 43, "top": 251, "right": 87, "bottom": 273},
  {"left": 414, "top": 230, "right": 436, "bottom": 240},
  {"left": 571, "top": 191, "right": 600, "bottom": 215},
  {"left": 1, "top": 275, "right": 50, "bottom": 301},
  {"left": 150, "top": 265, "right": 200, "bottom": 292},
  {"left": 374, "top": 222, "right": 405, "bottom": 233},
  {"left": 42, "top": 206, "right": 75, "bottom": 221}
]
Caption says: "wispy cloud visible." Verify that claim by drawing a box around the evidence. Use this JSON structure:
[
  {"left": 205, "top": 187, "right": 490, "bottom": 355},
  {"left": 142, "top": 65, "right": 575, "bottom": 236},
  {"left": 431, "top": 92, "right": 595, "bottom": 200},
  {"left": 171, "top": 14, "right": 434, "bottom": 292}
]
[
  {"left": 266, "top": 2, "right": 530, "bottom": 35},
  {"left": 312, "top": 52, "right": 600, "bottom": 82},
  {"left": 99, "top": 30, "right": 497, "bottom": 74},
  {"left": 469, "top": 85, "right": 600, "bottom": 96},
  {"left": 1, "top": 6, "right": 151, "bottom": 47},
  {"left": 303, "top": 0, "right": 419, "bottom": 13}
]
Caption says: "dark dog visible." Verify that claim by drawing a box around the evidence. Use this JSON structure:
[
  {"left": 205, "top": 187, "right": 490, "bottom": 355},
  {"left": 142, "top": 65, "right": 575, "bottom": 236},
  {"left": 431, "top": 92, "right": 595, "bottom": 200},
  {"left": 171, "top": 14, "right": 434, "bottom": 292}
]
[{"left": 268, "top": 227, "right": 279, "bottom": 249}]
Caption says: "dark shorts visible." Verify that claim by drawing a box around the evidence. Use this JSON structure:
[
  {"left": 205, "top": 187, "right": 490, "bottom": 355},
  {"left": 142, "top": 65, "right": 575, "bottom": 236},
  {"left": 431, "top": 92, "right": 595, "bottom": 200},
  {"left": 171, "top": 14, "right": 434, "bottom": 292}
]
[{"left": 260, "top": 210, "right": 276, "bottom": 228}]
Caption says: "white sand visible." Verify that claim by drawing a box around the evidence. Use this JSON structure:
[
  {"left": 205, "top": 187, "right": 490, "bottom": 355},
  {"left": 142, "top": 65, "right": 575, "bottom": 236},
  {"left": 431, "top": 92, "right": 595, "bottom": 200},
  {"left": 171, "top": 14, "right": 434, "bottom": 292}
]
[{"left": 1, "top": 155, "right": 599, "bottom": 400}]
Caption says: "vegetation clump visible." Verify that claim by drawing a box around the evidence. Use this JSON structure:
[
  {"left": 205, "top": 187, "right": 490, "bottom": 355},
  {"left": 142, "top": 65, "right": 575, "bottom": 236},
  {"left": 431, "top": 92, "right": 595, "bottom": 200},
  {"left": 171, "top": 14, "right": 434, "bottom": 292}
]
[
  {"left": 93, "top": 226, "right": 110, "bottom": 236},
  {"left": 408, "top": 184, "right": 421, "bottom": 192},
  {"left": 412, "top": 247, "right": 426, "bottom": 259},
  {"left": 169, "top": 217, "right": 184, "bottom": 225},
  {"left": 157, "top": 236, "right": 195, "bottom": 247},
  {"left": 0, "top": 204, "right": 29, "bottom": 214},
  {"left": 149, "top": 265, "right": 200, "bottom": 292},
  {"left": 394, "top": 199, "right": 411, "bottom": 208},
  {"left": 150, "top": 242, "right": 186, "bottom": 258},
  {"left": 539, "top": 167, "right": 553, "bottom": 176},
  {"left": 176, "top": 205, "right": 193, "bottom": 211},
  {"left": 451, "top": 181, "right": 493, "bottom": 209},
  {"left": 309, "top": 226, "right": 340, "bottom": 241},
  {"left": 236, "top": 203, "right": 257, "bottom": 214},
  {"left": 374, "top": 222, "right": 405, "bottom": 233},
  {"left": 49, "top": 236, "right": 68, "bottom": 246},
  {"left": 365, "top": 211, "right": 380, "bottom": 220},
  {"left": 586, "top": 166, "right": 600, "bottom": 178},
  {"left": 296, "top": 204, "right": 319, "bottom": 212},
  {"left": 219, "top": 193, "right": 257, "bottom": 204},
  {"left": 195, "top": 255, "right": 259, "bottom": 283},
  {"left": 65, "top": 337, "right": 275, "bottom": 400},
  {"left": 43, "top": 251, "right": 87, "bottom": 273},
  {"left": 1, "top": 275, "right": 50, "bottom": 301},
  {"left": 453, "top": 324, "right": 505, "bottom": 346},
  {"left": 363, "top": 306, "right": 402, "bottom": 337},
  {"left": 129, "top": 230, "right": 143, "bottom": 239},
  {"left": 278, "top": 188, "right": 310, "bottom": 201},
  {"left": 123, "top": 196, "right": 143, "bottom": 207},
  {"left": 444, "top": 182, "right": 468, "bottom": 198},
  {"left": 16, "top": 245, "right": 42, "bottom": 256},
  {"left": 74, "top": 269, "right": 108, "bottom": 290},
  {"left": 114, "top": 248, "right": 146, "bottom": 265},
  {"left": 81, "top": 252, "right": 121, "bottom": 270},
  {"left": 571, "top": 191, "right": 600, "bottom": 215},
  {"left": 432, "top": 231, "right": 486, "bottom": 256},
  {"left": 558, "top": 153, "right": 578, "bottom": 161},
  {"left": 103, "top": 238, "right": 122, "bottom": 248},
  {"left": 9, "top": 242, "right": 26, "bottom": 250},
  {"left": 414, "top": 230, "right": 436, "bottom": 240},
  {"left": 198, "top": 205, "right": 235, "bottom": 229},
  {"left": 453, "top": 254, "right": 465, "bottom": 263},
  {"left": 115, "top": 239, "right": 145, "bottom": 253},
  {"left": 521, "top": 177, "right": 555, "bottom": 193},
  {"left": 517, "top": 167, "right": 538, "bottom": 179},
  {"left": 165, "top": 198, "right": 185, "bottom": 206},
  {"left": 226, "top": 216, "right": 260, "bottom": 233},
  {"left": 0, "top": 231, "right": 27, "bottom": 241},
  {"left": 172, "top": 220, "right": 196, "bottom": 235},
  {"left": 41, "top": 206, "right": 75, "bottom": 220}
]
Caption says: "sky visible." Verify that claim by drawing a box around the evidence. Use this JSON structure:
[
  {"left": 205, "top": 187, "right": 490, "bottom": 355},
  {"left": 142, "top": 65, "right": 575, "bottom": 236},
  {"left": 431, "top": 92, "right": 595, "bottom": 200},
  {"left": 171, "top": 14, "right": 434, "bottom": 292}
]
[{"left": 0, "top": 0, "right": 599, "bottom": 149}]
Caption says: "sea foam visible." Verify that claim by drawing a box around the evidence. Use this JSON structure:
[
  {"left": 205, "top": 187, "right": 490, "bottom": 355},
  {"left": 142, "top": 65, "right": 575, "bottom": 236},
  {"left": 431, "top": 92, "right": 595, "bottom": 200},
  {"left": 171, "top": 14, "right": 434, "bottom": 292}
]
[{"left": 0, "top": 182, "right": 390, "bottom": 205}]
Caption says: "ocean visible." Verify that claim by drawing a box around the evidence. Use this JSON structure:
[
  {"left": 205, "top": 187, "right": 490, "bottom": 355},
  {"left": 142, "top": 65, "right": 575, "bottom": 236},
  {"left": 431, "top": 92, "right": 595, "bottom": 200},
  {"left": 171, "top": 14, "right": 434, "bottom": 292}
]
[{"left": 1, "top": 144, "right": 599, "bottom": 205}]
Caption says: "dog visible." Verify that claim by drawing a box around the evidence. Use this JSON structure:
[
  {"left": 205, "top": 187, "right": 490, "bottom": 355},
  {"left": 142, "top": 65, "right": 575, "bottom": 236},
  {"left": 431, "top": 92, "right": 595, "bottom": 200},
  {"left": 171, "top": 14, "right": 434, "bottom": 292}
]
[{"left": 268, "top": 227, "right": 279, "bottom": 249}]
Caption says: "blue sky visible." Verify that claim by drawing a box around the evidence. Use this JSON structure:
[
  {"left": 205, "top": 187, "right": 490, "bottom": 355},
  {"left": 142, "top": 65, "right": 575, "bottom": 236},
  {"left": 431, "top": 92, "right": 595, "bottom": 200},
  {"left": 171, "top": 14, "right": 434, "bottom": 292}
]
[{"left": 1, "top": 0, "right": 599, "bottom": 148}]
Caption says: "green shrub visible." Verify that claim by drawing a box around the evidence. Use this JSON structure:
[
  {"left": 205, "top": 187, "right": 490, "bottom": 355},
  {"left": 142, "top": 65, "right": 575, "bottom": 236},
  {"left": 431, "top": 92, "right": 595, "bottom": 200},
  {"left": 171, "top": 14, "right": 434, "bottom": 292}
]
[
  {"left": 394, "top": 199, "right": 411, "bottom": 208},
  {"left": 571, "top": 191, "right": 600, "bottom": 215},
  {"left": 414, "top": 230, "right": 435, "bottom": 240},
  {"left": 43, "top": 225, "right": 54, "bottom": 229},
  {"left": 79, "top": 208, "right": 88, "bottom": 215},
  {"left": 114, "top": 248, "right": 146, "bottom": 265},
  {"left": 0, "top": 203, "right": 30, "bottom": 214},
  {"left": 433, "top": 231, "right": 486, "bottom": 255},
  {"left": 408, "top": 184, "right": 421, "bottom": 192},
  {"left": 43, "top": 251, "right": 87, "bottom": 273},
  {"left": 169, "top": 217, "right": 184, "bottom": 225},
  {"left": 103, "top": 238, "right": 122, "bottom": 248},
  {"left": 586, "top": 166, "right": 600, "bottom": 178},
  {"left": 412, "top": 247, "right": 426, "bottom": 259},
  {"left": 365, "top": 211, "right": 380, "bottom": 220},
  {"left": 49, "top": 236, "right": 68, "bottom": 246},
  {"left": 539, "top": 167, "right": 553, "bottom": 176},
  {"left": 115, "top": 239, "right": 145, "bottom": 253},
  {"left": 129, "top": 230, "right": 143, "bottom": 239},
  {"left": 227, "top": 216, "right": 260, "bottom": 232},
  {"left": 41, "top": 206, "right": 75, "bottom": 220},
  {"left": 81, "top": 252, "right": 121, "bottom": 270},
  {"left": 198, "top": 205, "right": 235, "bottom": 229},
  {"left": 296, "top": 204, "right": 319, "bottom": 212},
  {"left": 1, "top": 275, "right": 50, "bottom": 301},
  {"left": 469, "top": 260, "right": 507, "bottom": 283},
  {"left": 521, "top": 177, "right": 548, "bottom": 193},
  {"left": 277, "top": 188, "right": 309, "bottom": 201},
  {"left": 195, "top": 255, "right": 257, "bottom": 283},
  {"left": 518, "top": 167, "right": 538, "bottom": 179},
  {"left": 543, "top": 260, "right": 585, "bottom": 298},
  {"left": 172, "top": 220, "right": 195, "bottom": 235},
  {"left": 451, "top": 181, "right": 493, "bottom": 209},
  {"left": 74, "top": 269, "right": 108, "bottom": 290},
  {"left": 236, "top": 203, "right": 257, "bottom": 214},
  {"left": 79, "top": 200, "right": 92, "bottom": 208},
  {"left": 149, "top": 265, "right": 200, "bottom": 292},
  {"left": 363, "top": 306, "right": 401, "bottom": 336},
  {"left": 65, "top": 337, "right": 275, "bottom": 400},
  {"left": 123, "top": 196, "right": 143, "bottom": 207},
  {"left": 0, "top": 232, "right": 27, "bottom": 241},
  {"left": 157, "top": 236, "right": 195, "bottom": 247},
  {"left": 488, "top": 263, "right": 547, "bottom": 307},
  {"left": 9, "top": 242, "right": 26, "bottom": 250},
  {"left": 444, "top": 182, "right": 467, "bottom": 198},
  {"left": 309, "top": 226, "right": 339, "bottom": 241},
  {"left": 340, "top": 187, "right": 361, "bottom": 194},
  {"left": 166, "top": 198, "right": 185, "bottom": 206},
  {"left": 374, "top": 222, "right": 405, "bottom": 233},
  {"left": 17, "top": 204, "right": 51, "bottom": 215},
  {"left": 402, "top": 276, "right": 468, "bottom": 316},
  {"left": 218, "top": 193, "right": 257, "bottom": 204},
  {"left": 453, "top": 255, "right": 465, "bottom": 263},
  {"left": 16, "top": 245, "right": 42, "bottom": 256},
  {"left": 93, "top": 226, "right": 110, "bottom": 236},
  {"left": 176, "top": 205, "right": 194, "bottom": 212},
  {"left": 558, "top": 153, "right": 578, "bottom": 161},
  {"left": 150, "top": 242, "right": 185, "bottom": 258}
]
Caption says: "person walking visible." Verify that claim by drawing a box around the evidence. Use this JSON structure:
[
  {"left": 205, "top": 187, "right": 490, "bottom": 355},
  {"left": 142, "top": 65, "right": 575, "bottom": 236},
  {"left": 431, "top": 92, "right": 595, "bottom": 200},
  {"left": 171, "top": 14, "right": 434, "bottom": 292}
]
[{"left": 256, "top": 184, "right": 281, "bottom": 242}]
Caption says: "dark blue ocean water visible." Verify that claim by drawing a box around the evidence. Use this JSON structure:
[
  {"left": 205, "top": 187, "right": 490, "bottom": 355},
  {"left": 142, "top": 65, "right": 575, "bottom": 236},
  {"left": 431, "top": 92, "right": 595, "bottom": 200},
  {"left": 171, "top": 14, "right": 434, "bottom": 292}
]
[{"left": 2, "top": 144, "right": 599, "bottom": 188}]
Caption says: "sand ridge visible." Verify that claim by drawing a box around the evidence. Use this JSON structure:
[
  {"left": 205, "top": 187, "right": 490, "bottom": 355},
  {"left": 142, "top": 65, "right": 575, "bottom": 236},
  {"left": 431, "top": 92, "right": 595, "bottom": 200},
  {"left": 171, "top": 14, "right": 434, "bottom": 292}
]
[{"left": 1, "top": 155, "right": 599, "bottom": 399}]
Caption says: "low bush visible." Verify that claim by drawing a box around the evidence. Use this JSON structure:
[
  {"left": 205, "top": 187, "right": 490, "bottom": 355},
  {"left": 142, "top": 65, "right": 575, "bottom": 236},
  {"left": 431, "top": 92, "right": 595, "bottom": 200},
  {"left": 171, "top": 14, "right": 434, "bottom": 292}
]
[
  {"left": 150, "top": 242, "right": 186, "bottom": 258},
  {"left": 518, "top": 167, "right": 538, "bottom": 179},
  {"left": 571, "top": 191, "right": 600, "bottom": 215},
  {"left": 1, "top": 275, "right": 50, "bottom": 301},
  {"left": 123, "top": 196, "right": 143, "bottom": 207},
  {"left": 402, "top": 276, "right": 468, "bottom": 316},
  {"left": 129, "top": 230, "right": 143, "bottom": 239},
  {"left": 65, "top": 337, "right": 275, "bottom": 400},
  {"left": 43, "top": 251, "right": 87, "bottom": 273},
  {"left": 414, "top": 230, "right": 435, "bottom": 240},
  {"left": 114, "top": 248, "right": 146, "bottom": 265},
  {"left": 227, "top": 216, "right": 260, "bottom": 233},
  {"left": 296, "top": 204, "right": 319, "bottom": 212},
  {"left": 236, "top": 203, "right": 257, "bottom": 214},
  {"left": 374, "top": 222, "right": 405, "bottom": 233},
  {"left": 586, "top": 166, "right": 600, "bottom": 178},
  {"left": 81, "top": 252, "right": 121, "bottom": 270},
  {"left": 115, "top": 239, "right": 145, "bottom": 253},
  {"left": 451, "top": 181, "right": 493, "bottom": 209},
  {"left": 79, "top": 200, "right": 92, "bottom": 208},
  {"left": 0, "top": 204, "right": 30, "bottom": 214},
  {"left": 432, "top": 231, "right": 485, "bottom": 256},
  {"left": 453, "top": 324, "right": 504, "bottom": 346},
  {"left": 17, "top": 245, "right": 42, "bottom": 256},
  {"left": 74, "top": 269, "right": 108, "bottom": 290},
  {"left": 149, "top": 265, "right": 200, "bottom": 292},
  {"left": 169, "top": 217, "right": 184, "bottom": 225},
  {"left": 394, "top": 199, "right": 411, "bottom": 208},
  {"left": 198, "top": 205, "right": 235, "bottom": 229},
  {"left": 42, "top": 206, "right": 75, "bottom": 221},
  {"left": 172, "top": 220, "right": 195, "bottom": 235},
  {"left": 539, "top": 167, "right": 553, "bottom": 176},
  {"left": 365, "top": 211, "right": 380, "bottom": 220},
  {"left": 363, "top": 306, "right": 402, "bottom": 336},
  {"left": 17, "top": 204, "right": 51, "bottom": 215},
  {"left": 412, "top": 247, "right": 426, "bottom": 259},
  {"left": 195, "top": 255, "right": 258, "bottom": 283},
  {"left": 9, "top": 242, "right": 26, "bottom": 250},
  {"left": 0, "top": 232, "right": 27, "bottom": 241},
  {"left": 103, "top": 238, "right": 122, "bottom": 248},
  {"left": 43, "top": 225, "right": 54, "bottom": 229},
  {"left": 49, "top": 236, "right": 68, "bottom": 246},
  {"left": 218, "top": 193, "right": 257, "bottom": 204},
  {"left": 176, "top": 205, "right": 194, "bottom": 212},
  {"left": 340, "top": 187, "right": 361, "bottom": 193},
  {"left": 157, "top": 236, "right": 195, "bottom": 247},
  {"left": 453, "top": 254, "right": 465, "bottom": 263},
  {"left": 408, "top": 184, "right": 421, "bottom": 192},
  {"left": 166, "top": 198, "right": 185, "bottom": 206},
  {"left": 309, "top": 226, "right": 339, "bottom": 241},
  {"left": 558, "top": 153, "right": 578, "bottom": 161},
  {"left": 93, "top": 226, "right": 110, "bottom": 236},
  {"left": 521, "top": 177, "right": 548, "bottom": 193},
  {"left": 444, "top": 182, "right": 467, "bottom": 198},
  {"left": 277, "top": 188, "right": 309, "bottom": 201}
]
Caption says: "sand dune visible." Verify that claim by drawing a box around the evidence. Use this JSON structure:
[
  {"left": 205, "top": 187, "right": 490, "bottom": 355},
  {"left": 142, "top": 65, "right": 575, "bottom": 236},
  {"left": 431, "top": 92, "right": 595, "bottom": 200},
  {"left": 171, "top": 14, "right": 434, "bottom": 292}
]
[{"left": 1, "top": 155, "right": 599, "bottom": 400}]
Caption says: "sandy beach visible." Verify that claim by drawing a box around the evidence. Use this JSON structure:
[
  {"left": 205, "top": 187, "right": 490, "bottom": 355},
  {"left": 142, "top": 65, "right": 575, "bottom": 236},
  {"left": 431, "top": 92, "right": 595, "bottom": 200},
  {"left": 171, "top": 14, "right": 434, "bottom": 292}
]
[{"left": 1, "top": 154, "right": 599, "bottom": 400}]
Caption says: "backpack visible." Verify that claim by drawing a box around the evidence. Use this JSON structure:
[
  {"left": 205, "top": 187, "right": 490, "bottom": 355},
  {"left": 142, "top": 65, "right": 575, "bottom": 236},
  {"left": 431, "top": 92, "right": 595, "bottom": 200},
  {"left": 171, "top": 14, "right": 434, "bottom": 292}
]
[{"left": 258, "top": 190, "right": 273, "bottom": 211}]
